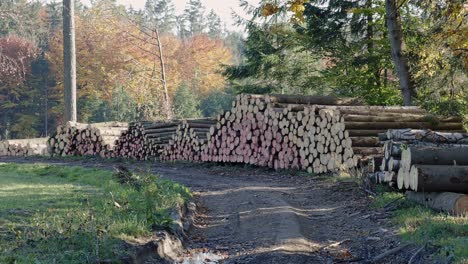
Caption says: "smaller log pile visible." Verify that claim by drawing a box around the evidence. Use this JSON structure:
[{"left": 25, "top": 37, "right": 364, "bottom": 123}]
[
  {"left": 0, "top": 138, "right": 48, "bottom": 156},
  {"left": 113, "top": 120, "right": 182, "bottom": 160},
  {"left": 374, "top": 129, "right": 468, "bottom": 214},
  {"left": 160, "top": 119, "right": 216, "bottom": 162},
  {"left": 47, "top": 122, "right": 128, "bottom": 157}
]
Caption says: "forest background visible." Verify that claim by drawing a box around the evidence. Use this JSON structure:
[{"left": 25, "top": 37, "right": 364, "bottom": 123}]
[{"left": 0, "top": 0, "right": 466, "bottom": 139}]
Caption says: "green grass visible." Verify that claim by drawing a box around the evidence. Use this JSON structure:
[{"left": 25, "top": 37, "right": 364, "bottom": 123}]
[
  {"left": 0, "top": 163, "right": 191, "bottom": 263},
  {"left": 372, "top": 190, "right": 468, "bottom": 262}
]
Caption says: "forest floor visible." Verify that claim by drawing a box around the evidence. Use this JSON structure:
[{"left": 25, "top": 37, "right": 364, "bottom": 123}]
[{"left": 0, "top": 156, "right": 459, "bottom": 263}]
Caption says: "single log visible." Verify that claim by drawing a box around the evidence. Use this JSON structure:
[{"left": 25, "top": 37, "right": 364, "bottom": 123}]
[
  {"left": 315, "top": 105, "right": 426, "bottom": 113},
  {"left": 342, "top": 114, "right": 462, "bottom": 123},
  {"left": 386, "top": 129, "right": 468, "bottom": 143},
  {"left": 350, "top": 137, "right": 380, "bottom": 147},
  {"left": 406, "top": 191, "right": 468, "bottom": 215},
  {"left": 87, "top": 121, "right": 128, "bottom": 128},
  {"left": 347, "top": 130, "right": 387, "bottom": 137},
  {"left": 345, "top": 122, "right": 463, "bottom": 130},
  {"left": 397, "top": 168, "right": 405, "bottom": 190},
  {"left": 265, "top": 94, "right": 364, "bottom": 105},
  {"left": 401, "top": 147, "right": 468, "bottom": 171},
  {"left": 352, "top": 147, "right": 384, "bottom": 156},
  {"left": 409, "top": 165, "right": 468, "bottom": 193}
]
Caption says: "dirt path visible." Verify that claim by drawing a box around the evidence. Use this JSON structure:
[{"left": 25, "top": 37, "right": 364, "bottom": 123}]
[{"left": 0, "top": 157, "right": 413, "bottom": 263}]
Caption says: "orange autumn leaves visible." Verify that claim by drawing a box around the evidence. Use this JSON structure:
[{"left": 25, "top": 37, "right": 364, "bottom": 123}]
[{"left": 47, "top": 5, "right": 232, "bottom": 110}]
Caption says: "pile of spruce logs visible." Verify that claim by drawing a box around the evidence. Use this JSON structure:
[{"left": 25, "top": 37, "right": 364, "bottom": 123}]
[
  {"left": 113, "top": 120, "right": 183, "bottom": 160},
  {"left": 374, "top": 129, "right": 468, "bottom": 215},
  {"left": 160, "top": 119, "right": 216, "bottom": 161},
  {"left": 177, "top": 94, "right": 463, "bottom": 174},
  {"left": 200, "top": 94, "right": 359, "bottom": 173},
  {"left": 47, "top": 121, "right": 128, "bottom": 157},
  {"left": 0, "top": 138, "right": 48, "bottom": 156}
]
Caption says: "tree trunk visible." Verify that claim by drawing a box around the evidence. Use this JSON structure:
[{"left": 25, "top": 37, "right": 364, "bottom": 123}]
[
  {"left": 154, "top": 26, "right": 173, "bottom": 119},
  {"left": 385, "top": 0, "right": 414, "bottom": 106},
  {"left": 63, "top": 0, "right": 77, "bottom": 122}
]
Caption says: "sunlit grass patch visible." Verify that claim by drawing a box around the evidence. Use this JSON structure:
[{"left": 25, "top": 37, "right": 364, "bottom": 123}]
[
  {"left": 0, "top": 163, "right": 191, "bottom": 263},
  {"left": 372, "top": 189, "right": 468, "bottom": 262}
]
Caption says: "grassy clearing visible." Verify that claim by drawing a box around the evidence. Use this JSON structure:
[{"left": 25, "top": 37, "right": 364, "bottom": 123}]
[
  {"left": 0, "top": 163, "right": 191, "bottom": 263},
  {"left": 372, "top": 189, "right": 468, "bottom": 262}
]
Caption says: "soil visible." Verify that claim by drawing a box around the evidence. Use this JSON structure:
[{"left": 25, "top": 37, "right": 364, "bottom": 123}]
[{"left": 0, "top": 157, "right": 424, "bottom": 263}]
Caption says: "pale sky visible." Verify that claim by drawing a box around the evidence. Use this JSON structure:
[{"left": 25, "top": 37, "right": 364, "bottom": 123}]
[{"left": 78, "top": 0, "right": 257, "bottom": 31}]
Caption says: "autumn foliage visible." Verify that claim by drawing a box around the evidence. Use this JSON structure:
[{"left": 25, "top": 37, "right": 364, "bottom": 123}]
[
  {"left": 0, "top": 35, "right": 38, "bottom": 86},
  {"left": 46, "top": 4, "right": 232, "bottom": 120}
]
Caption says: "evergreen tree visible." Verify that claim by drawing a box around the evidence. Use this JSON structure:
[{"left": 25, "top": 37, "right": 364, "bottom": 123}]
[
  {"left": 144, "top": 0, "right": 176, "bottom": 33},
  {"left": 173, "top": 83, "right": 202, "bottom": 119},
  {"left": 182, "top": 0, "right": 206, "bottom": 37},
  {"left": 206, "top": 10, "right": 222, "bottom": 39},
  {"left": 176, "top": 15, "right": 190, "bottom": 39}
]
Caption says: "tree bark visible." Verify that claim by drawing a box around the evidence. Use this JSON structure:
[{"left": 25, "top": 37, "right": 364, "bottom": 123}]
[
  {"left": 409, "top": 165, "right": 468, "bottom": 193},
  {"left": 385, "top": 0, "right": 414, "bottom": 106},
  {"left": 63, "top": 0, "right": 77, "bottom": 122},
  {"left": 265, "top": 94, "right": 364, "bottom": 105},
  {"left": 154, "top": 26, "right": 173, "bottom": 119},
  {"left": 345, "top": 121, "right": 463, "bottom": 130},
  {"left": 350, "top": 137, "right": 380, "bottom": 147},
  {"left": 387, "top": 129, "right": 468, "bottom": 143},
  {"left": 401, "top": 146, "right": 468, "bottom": 172},
  {"left": 406, "top": 191, "right": 468, "bottom": 215}
]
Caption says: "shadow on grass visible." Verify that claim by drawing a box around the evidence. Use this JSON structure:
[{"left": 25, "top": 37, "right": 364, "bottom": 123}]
[{"left": 0, "top": 163, "right": 190, "bottom": 263}]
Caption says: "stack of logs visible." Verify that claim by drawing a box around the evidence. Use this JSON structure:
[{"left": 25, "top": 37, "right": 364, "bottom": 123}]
[
  {"left": 0, "top": 138, "right": 48, "bottom": 156},
  {"left": 200, "top": 94, "right": 363, "bottom": 173},
  {"left": 374, "top": 129, "right": 468, "bottom": 215},
  {"left": 161, "top": 119, "right": 216, "bottom": 161},
  {"left": 113, "top": 120, "right": 183, "bottom": 160},
  {"left": 186, "top": 94, "right": 463, "bottom": 174},
  {"left": 47, "top": 122, "right": 128, "bottom": 157}
]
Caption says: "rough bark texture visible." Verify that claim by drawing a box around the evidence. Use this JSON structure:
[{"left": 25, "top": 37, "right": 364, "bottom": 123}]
[
  {"left": 154, "top": 26, "right": 173, "bottom": 119},
  {"left": 265, "top": 94, "right": 364, "bottom": 105},
  {"left": 401, "top": 146, "right": 468, "bottom": 170},
  {"left": 409, "top": 165, "right": 468, "bottom": 193},
  {"left": 406, "top": 191, "right": 468, "bottom": 215},
  {"left": 387, "top": 129, "right": 468, "bottom": 144},
  {"left": 385, "top": 0, "right": 414, "bottom": 106},
  {"left": 63, "top": 0, "right": 77, "bottom": 122}
]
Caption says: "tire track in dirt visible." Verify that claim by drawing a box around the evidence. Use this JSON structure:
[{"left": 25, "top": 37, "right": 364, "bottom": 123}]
[{"left": 0, "top": 157, "right": 416, "bottom": 263}]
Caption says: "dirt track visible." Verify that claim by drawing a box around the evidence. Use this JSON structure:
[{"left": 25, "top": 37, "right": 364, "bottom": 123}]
[{"left": 0, "top": 157, "right": 416, "bottom": 263}]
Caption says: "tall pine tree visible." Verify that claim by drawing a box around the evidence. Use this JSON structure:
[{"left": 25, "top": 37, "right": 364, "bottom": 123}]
[
  {"left": 144, "top": 0, "right": 176, "bottom": 34},
  {"left": 207, "top": 10, "right": 222, "bottom": 39},
  {"left": 181, "top": 0, "right": 206, "bottom": 37}
]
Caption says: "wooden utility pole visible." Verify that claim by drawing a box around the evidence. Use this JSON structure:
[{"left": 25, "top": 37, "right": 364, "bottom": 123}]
[
  {"left": 385, "top": 0, "right": 414, "bottom": 106},
  {"left": 63, "top": 0, "right": 77, "bottom": 122}
]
